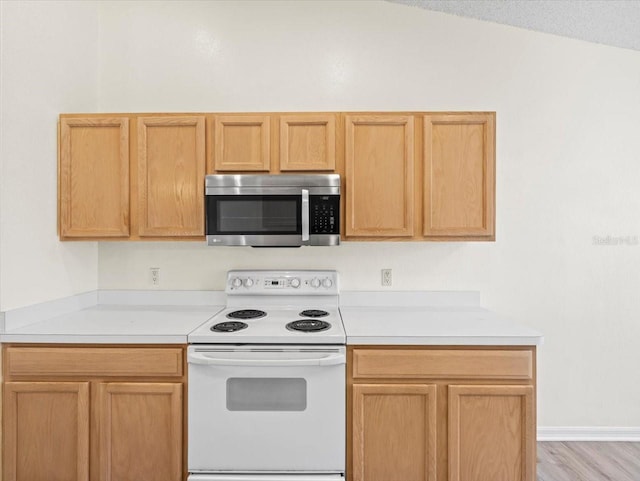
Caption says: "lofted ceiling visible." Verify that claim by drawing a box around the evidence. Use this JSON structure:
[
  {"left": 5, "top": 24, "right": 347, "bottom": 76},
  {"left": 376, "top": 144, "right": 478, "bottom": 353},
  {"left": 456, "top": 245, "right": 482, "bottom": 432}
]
[{"left": 386, "top": 0, "right": 640, "bottom": 52}]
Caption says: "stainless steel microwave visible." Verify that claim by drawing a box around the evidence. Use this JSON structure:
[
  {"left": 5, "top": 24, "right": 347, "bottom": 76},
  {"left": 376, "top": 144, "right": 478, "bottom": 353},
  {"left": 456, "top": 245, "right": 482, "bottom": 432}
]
[{"left": 205, "top": 174, "right": 340, "bottom": 247}]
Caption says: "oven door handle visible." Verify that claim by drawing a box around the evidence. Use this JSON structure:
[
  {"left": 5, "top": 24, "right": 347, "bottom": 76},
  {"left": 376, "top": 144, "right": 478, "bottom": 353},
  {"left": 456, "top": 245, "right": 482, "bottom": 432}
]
[
  {"left": 188, "top": 352, "right": 345, "bottom": 367},
  {"left": 188, "top": 475, "right": 345, "bottom": 481},
  {"left": 301, "top": 189, "right": 310, "bottom": 242}
]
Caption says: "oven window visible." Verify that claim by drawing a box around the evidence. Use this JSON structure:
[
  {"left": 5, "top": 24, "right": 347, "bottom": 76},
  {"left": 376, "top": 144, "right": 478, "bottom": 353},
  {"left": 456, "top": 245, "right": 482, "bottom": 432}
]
[
  {"left": 226, "top": 378, "right": 307, "bottom": 411},
  {"left": 212, "top": 196, "right": 300, "bottom": 234}
]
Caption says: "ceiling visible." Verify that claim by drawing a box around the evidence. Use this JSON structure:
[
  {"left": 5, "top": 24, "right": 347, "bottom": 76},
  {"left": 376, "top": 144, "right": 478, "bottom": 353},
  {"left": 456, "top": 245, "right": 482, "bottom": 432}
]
[{"left": 386, "top": 0, "right": 640, "bottom": 52}]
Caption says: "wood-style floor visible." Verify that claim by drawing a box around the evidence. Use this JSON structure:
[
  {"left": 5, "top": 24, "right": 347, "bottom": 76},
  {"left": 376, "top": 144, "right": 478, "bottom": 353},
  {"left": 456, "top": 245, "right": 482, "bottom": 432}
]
[{"left": 538, "top": 442, "right": 640, "bottom": 481}]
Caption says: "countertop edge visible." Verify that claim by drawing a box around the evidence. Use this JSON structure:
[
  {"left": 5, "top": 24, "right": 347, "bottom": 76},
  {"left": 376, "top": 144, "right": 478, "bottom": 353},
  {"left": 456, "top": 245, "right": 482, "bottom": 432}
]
[
  {"left": 346, "top": 335, "right": 544, "bottom": 346},
  {"left": 0, "top": 333, "right": 190, "bottom": 344}
]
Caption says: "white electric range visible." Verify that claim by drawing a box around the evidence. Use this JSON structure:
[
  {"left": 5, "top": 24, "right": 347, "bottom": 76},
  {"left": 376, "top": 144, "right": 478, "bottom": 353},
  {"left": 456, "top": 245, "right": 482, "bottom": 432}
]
[
  {"left": 187, "top": 270, "right": 346, "bottom": 481},
  {"left": 188, "top": 270, "right": 345, "bottom": 344}
]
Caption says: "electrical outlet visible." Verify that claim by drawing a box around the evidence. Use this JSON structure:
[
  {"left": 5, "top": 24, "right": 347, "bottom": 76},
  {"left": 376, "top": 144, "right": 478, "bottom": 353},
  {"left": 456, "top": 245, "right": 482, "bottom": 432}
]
[
  {"left": 381, "top": 268, "right": 392, "bottom": 287},
  {"left": 150, "top": 267, "right": 160, "bottom": 287}
]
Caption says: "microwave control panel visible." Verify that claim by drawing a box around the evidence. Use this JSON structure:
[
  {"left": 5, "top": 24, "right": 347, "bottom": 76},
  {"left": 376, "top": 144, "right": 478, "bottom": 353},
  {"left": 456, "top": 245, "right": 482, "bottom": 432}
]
[{"left": 310, "top": 195, "right": 340, "bottom": 234}]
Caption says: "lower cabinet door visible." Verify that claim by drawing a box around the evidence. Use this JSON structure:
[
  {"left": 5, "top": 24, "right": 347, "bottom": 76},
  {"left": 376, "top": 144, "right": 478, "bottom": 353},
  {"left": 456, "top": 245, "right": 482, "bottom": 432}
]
[
  {"left": 97, "top": 382, "right": 183, "bottom": 481},
  {"left": 352, "top": 383, "right": 437, "bottom": 481},
  {"left": 448, "top": 384, "right": 534, "bottom": 481},
  {"left": 3, "top": 381, "right": 90, "bottom": 481}
]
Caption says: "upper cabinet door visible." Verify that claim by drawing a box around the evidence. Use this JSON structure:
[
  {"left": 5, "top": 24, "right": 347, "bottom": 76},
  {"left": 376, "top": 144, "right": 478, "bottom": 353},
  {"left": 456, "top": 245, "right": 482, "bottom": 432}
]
[
  {"left": 423, "top": 113, "right": 495, "bottom": 239},
  {"left": 280, "top": 114, "right": 336, "bottom": 171},
  {"left": 59, "top": 117, "right": 129, "bottom": 238},
  {"left": 137, "top": 116, "right": 206, "bottom": 237},
  {"left": 345, "top": 115, "right": 415, "bottom": 237},
  {"left": 214, "top": 115, "right": 270, "bottom": 171}
]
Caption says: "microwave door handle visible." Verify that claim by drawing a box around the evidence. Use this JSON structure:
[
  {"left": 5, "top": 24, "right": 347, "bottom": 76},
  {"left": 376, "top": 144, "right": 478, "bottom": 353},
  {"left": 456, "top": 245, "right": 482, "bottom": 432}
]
[
  {"left": 188, "top": 352, "right": 345, "bottom": 367},
  {"left": 301, "top": 189, "right": 310, "bottom": 242}
]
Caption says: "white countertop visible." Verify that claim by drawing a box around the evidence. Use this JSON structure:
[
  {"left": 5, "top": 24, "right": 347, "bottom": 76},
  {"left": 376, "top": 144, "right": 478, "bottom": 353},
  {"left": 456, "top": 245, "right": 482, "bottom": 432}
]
[
  {"left": 0, "top": 290, "right": 542, "bottom": 346},
  {"left": 340, "top": 305, "right": 543, "bottom": 346},
  {"left": 0, "top": 302, "right": 222, "bottom": 344}
]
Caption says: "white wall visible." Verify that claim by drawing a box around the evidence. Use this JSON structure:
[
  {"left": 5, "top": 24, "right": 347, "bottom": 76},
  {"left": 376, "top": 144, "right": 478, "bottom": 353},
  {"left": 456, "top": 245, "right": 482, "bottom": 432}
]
[
  {"left": 0, "top": 1, "right": 100, "bottom": 310},
  {"left": 0, "top": 0, "right": 635, "bottom": 436},
  {"left": 47, "top": 0, "right": 640, "bottom": 427}
]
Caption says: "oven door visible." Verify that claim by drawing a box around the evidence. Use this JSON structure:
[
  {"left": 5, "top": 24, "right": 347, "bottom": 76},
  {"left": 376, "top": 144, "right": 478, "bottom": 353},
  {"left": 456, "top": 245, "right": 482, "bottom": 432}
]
[{"left": 187, "top": 346, "right": 346, "bottom": 474}]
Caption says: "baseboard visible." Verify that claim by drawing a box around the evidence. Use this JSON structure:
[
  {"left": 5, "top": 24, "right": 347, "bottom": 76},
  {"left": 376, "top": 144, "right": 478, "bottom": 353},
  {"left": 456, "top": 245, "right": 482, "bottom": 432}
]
[{"left": 538, "top": 426, "right": 640, "bottom": 441}]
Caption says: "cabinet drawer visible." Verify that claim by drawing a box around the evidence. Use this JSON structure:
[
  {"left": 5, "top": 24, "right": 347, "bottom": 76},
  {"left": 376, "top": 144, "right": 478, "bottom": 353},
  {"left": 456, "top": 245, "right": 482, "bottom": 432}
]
[
  {"left": 352, "top": 349, "right": 532, "bottom": 380},
  {"left": 5, "top": 347, "right": 183, "bottom": 378}
]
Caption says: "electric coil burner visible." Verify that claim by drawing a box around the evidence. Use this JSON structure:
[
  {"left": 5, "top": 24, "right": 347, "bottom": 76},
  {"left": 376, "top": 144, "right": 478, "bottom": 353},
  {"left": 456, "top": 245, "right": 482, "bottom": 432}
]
[
  {"left": 299, "top": 309, "right": 329, "bottom": 318},
  {"left": 287, "top": 319, "right": 331, "bottom": 332},
  {"left": 226, "top": 309, "right": 266, "bottom": 320},
  {"left": 210, "top": 321, "right": 248, "bottom": 332}
]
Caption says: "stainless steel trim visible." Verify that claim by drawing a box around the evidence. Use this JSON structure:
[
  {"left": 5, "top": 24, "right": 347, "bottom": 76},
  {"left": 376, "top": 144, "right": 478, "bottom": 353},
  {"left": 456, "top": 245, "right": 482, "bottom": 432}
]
[
  {"left": 206, "top": 174, "right": 340, "bottom": 188},
  {"left": 301, "top": 189, "right": 310, "bottom": 242},
  {"left": 206, "top": 174, "right": 340, "bottom": 195},
  {"left": 206, "top": 186, "right": 339, "bottom": 195},
  {"left": 207, "top": 234, "right": 340, "bottom": 247}
]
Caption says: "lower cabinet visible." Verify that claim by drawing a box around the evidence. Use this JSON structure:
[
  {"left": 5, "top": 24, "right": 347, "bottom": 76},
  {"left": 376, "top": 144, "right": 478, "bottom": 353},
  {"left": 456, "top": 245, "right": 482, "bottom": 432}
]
[
  {"left": 3, "top": 382, "right": 90, "bottom": 481},
  {"left": 348, "top": 347, "right": 536, "bottom": 481},
  {"left": 2, "top": 346, "right": 186, "bottom": 481},
  {"left": 97, "top": 383, "right": 183, "bottom": 481},
  {"left": 448, "top": 385, "right": 534, "bottom": 481},
  {"left": 352, "top": 384, "right": 437, "bottom": 481}
]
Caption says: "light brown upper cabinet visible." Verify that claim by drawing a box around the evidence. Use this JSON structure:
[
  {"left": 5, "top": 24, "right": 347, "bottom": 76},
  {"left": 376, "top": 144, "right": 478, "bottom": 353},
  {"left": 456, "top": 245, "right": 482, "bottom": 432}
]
[
  {"left": 280, "top": 114, "right": 336, "bottom": 171},
  {"left": 137, "top": 116, "right": 206, "bottom": 236},
  {"left": 214, "top": 115, "right": 271, "bottom": 171},
  {"left": 423, "top": 113, "right": 495, "bottom": 239},
  {"left": 213, "top": 113, "right": 336, "bottom": 173},
  {"left": 59, "top": 111, "right": 495, "bottom": 242},
  {"left": 345, "top": 115, "right": 415, "bottom": 238},
  {"left": 59, "top": 117, "right": 130, "bottom": 238},
  {"left": 59, "top": 114, "right": 205, "bottom": 240}
]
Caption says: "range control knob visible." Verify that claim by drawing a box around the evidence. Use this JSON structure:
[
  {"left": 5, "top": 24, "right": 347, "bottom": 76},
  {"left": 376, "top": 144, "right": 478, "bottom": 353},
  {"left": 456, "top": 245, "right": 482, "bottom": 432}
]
[
  {"left": 290, "top": 278, "right": 301, "bottom": 288},
  {"left": 322, "top": 278, "right": 333, "bottom": 288},
  {"left": 243, "top": 278, "right": 254, "bottom": 288},
  {"left": 231, "top": 277, "right": 242, "bottom": 288},
  {"left": 310, "top": 278, "right": 321, "bottom": 288}
]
